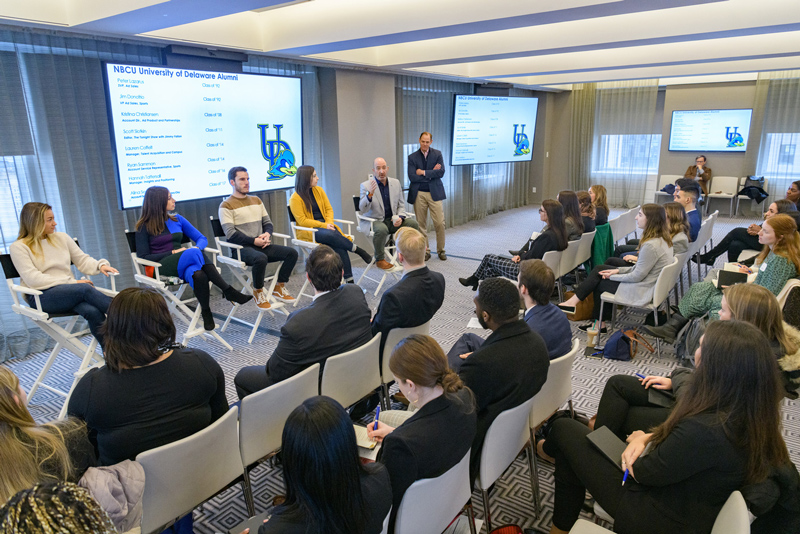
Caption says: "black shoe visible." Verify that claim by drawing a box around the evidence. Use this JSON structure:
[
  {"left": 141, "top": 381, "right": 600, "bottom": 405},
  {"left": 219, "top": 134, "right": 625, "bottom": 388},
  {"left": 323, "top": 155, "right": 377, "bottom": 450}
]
[
  {"left": 642, "top": 313, "right": 689, "bottom": 344},
  {"left": 425, "top": 250, "right": 431, "bottom": 261},
  {"left": 459, "top": 276, "right": 479, "bottom": 291},
  {"left": 223, "top": 286, "right": 253, "bottom": 305},
  {"left": 691, "top": 253, "right": 715, "bottom": 266},
  {"left": 578, "top": 323, "right": 607, "bottom": 334},
  {"left": 355, "top": 246, "right": 372, "bottom": 264},
  {"left": 201, "top": 308, "right": 216, "bottom": 331},
  {"left": 508, "top": 249, "right": 521, "bottom": 256}
]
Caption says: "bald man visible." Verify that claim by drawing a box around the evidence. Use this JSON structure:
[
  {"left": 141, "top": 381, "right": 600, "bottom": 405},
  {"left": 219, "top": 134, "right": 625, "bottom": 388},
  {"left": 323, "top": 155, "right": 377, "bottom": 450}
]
[{"left": 359, "top": 157, "right": 420, "bottom": 270}]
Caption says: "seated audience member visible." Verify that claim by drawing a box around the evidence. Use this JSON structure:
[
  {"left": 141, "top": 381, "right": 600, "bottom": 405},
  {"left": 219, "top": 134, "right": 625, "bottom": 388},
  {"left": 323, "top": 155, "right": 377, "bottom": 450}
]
[
  {"left": 646, "top": 214, "right": 800, "bottom": 341},
  {"left": 518, "top": 259, "right": 572, "bottom": 359},
  {"left": 261, "top": 396, "right": 391, "bottom": 534},
  {"left": 371, "top": 227, "right": 445, "bottom": 339},
  {"left": 696, "top": 199, "right": 799, "bottom": 265},
  {"left": 359, "top": 157, "right": 421, "bottom": 271},
  {"left": 559, "top": 204, "right": 674, "bottom": 333},
  {"left": 673, "top": 178, "right": 702, "bottom": 242},
  {"left": 219, "top": 166, "right": 298, "bottom": 309},
  {"left": 543, "top": 320, "right": 791, "bottom": 534},
  {"left": 68, "top": 287, "right": 228, "bottom": 466},
  {"left": 459, "top": 199, "right": 568, "bottom": 290},
  {"left": 558, "top": 190, "right": 584, "bottom": 241},
  {"left": 0, "top": 367, "right": 95, "bottom": 503},
  {"left": 789, "top": 180, "right": 800, "bottom": 208},
  {"left": 367, "top": 335, "right": 476, "bottom": 529},
  {"left": 290, "top": 165, "right": 373, "bottom": 282},
  {"left": 457, "top": 277, "right": 550, "bottom": 479},
  {"left": 234, "top": 245, "right": 373, "bottom": 399},
  {"left": 589, "top": 185, "right": 609, "bottom": 226},
  {"left": 684, "top": 154, "right": 713, "bottom": 196},
  {"left": 0, "top": 482, "right": 117, "bottom": 534},
  {"left": 577, "top": 191, "right": 596, "bottom": 233},
  {"left": 609, "top": 201, "right": 690, "bottom": 266},
  {"left": 10, "top": 202, "right": 118, "bottom": 346},
  {"left": 136, "top": 186, "right": 251, "bottom": 331}
]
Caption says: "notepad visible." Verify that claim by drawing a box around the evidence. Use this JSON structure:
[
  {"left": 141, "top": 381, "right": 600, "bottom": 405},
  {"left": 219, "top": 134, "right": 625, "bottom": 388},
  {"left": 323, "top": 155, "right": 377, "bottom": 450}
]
[
  {"left": 712, "top": 262, "right": 756, "bottom": 287},
  {"left": 354, "top": 425, "right": 377, "bottom": 450},
  {"left": 647, "top": 387, "right": 675, "bottom": 408},
  {"left": 586, "top": 426, "right": 628, "bottom": 471}
]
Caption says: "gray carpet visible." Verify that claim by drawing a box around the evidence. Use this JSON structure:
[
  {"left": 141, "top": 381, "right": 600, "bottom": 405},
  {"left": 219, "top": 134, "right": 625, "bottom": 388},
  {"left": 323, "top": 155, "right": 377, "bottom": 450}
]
[{"left": 4, "top": 204, "right": 799, "bottom": 533}]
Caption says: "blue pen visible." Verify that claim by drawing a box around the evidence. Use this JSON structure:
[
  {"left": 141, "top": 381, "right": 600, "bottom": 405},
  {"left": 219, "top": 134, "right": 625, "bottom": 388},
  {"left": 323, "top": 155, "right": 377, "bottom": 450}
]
[
  {"left": 635, "top": 373, "right": 646, "bottom": 379},
  {"left": 590, "top": 351, "right": 603, "bottom": 356},
  {"left": 373, "top": 406, "right": 381, "bottom": 431},
  {"left": 622, "top": 468, "right": 630, "bottom": 486}
]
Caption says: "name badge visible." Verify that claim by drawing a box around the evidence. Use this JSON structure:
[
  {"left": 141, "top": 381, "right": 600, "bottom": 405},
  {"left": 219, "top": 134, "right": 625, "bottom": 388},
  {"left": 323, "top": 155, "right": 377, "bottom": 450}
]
[{"left": 760, "top": 262, "right": 768, "bottom": 272}]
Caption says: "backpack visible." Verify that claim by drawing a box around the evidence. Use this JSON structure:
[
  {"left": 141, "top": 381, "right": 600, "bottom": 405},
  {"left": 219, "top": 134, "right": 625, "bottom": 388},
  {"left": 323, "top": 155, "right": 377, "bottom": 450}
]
[{"left": 675, "top": 316, "right": 706, "bottom": 365}]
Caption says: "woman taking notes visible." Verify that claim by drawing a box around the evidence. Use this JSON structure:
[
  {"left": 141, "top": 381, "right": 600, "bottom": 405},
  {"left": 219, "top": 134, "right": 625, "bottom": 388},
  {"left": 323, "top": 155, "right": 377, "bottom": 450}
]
[
  {"left": 10, "top": 202, "right": 118, "bottom": 346},
  {"left": 544, "top": 320, "right": 790, "bottom": 534},
  {"left": 135, "top": 186, "right": 251, "bottom": 331}
]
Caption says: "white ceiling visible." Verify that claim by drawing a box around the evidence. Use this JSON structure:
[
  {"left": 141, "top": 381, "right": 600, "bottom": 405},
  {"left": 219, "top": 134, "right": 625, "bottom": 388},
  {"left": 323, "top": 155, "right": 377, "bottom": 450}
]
[{"left": 2, "top": 0, "right": 799, "bottom": 90}]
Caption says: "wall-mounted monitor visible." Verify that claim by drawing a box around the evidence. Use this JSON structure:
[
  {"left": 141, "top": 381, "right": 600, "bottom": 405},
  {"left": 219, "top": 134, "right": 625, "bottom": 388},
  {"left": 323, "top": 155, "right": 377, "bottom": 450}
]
[
  {"left": 668, "top": 109, "right": 753, "bottom": 153},
  {"left": 451, "top": 95, "right": 538, "bottom": 166},
  {"left": 103, "top": 62, "right": 303, "bottom": 209}
]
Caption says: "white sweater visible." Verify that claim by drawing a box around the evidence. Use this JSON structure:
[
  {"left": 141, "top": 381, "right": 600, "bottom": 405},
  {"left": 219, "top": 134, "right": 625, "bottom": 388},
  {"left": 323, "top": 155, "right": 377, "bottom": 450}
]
[{"left": 9, "top": 232, "right": 108, "bottom": 290}]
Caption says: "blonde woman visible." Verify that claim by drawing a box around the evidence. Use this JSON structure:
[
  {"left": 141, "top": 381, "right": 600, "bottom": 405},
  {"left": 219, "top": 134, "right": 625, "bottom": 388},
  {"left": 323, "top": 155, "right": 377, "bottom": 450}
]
[
  {"left": 589, "top": 185, "right": 609, "bottom": 225},
  {"left": 663, "top": 201, "right": 690, "bottom": 255},
  {"left": 0, "top": 367, "right": 94, "bottom": 503},
  {"left": 9, "top": 202, "right": 118, "bottom": 346}
]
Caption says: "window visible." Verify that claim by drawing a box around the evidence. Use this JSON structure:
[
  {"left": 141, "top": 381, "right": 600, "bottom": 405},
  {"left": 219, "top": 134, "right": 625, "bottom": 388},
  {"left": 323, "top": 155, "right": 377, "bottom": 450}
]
[
  {"left": 760, "top": 133, "right": 800, "bottom": 178},
  {"left": 0, "top": 156, "right": 31, "bottom": 253},
  {"left": 592, "top": 134, "right": 661, "bottom": 175}
]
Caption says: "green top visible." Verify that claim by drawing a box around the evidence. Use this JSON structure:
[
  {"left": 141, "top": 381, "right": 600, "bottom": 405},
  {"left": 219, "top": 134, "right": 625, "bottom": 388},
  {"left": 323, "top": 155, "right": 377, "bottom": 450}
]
[{"left": 755, "top": 252, "right": 797, "bottom": 295}]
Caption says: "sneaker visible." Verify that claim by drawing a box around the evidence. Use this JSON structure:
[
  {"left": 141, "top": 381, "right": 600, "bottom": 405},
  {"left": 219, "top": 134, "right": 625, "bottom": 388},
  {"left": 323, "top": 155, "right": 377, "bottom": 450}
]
[
  {"left": 438, "top": 251, "right": 447, "bottom": 261},
  {"left": 252, "top": 288, "right": 272, "bottom": 310},
  {"left": 272, "top": 283, "right": 295, "bottom": 303},
  {"left": 376, "top": 259, "right": 396, "bottom": 271}
]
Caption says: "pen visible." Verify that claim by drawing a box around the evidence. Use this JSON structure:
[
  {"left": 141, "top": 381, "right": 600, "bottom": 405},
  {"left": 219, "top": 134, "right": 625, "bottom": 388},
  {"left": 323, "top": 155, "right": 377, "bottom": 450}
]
[
  {"left": 373, "top": 406, "right": 380, "bottom": 431},
  {"left": 590, "top": 351, "right": 603, "bottom": 356},
  {"left": 622, "top": 468, "right": 630, "bottom": 486},
  {"left": 635, "top": 373, "right": 646, "bottom": 379}
]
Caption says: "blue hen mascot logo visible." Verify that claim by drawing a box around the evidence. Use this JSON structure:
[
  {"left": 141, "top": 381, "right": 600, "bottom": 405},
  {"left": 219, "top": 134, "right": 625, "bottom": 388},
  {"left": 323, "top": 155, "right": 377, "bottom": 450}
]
[
  {"left": 725, "top": 126, "right": 744, "bottom": 148},
  {"left": 258, "top": 124, "right": 298, "bottom": 180},
  {"left": 513, "top": 124, "right": 531, "bottom": 156}
]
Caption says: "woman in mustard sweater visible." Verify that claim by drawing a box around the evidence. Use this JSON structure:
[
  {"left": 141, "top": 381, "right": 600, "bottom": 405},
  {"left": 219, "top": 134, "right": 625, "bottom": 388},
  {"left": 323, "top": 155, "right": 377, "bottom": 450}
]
[{"left": 290, "top": 165, "right": 372, "bottom": 282}]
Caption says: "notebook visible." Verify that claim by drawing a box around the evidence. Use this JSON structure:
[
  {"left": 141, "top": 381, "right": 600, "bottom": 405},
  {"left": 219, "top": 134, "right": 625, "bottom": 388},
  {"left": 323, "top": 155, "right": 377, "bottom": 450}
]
[
  {"left": 712, "top": 262, "right": 755, "bottom": 287},
  {"left": 354, "top": 425, "right": 377, "bottom": 450},
  {"left": 586, "top": 426, "right": 628, "bottom": 471},
  {"left": 647, "top": 387, "right": 675, "bottom": 408}
]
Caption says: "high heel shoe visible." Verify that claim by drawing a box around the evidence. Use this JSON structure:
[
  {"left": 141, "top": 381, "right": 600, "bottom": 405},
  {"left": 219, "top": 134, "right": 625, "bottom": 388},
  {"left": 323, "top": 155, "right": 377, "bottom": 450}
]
[
  {"left": 458, "top": 276, "right": 479, "bottom": 290},
  {"left": 223, "top": 286, "right": 253, "bottom": 305},
  {"left": 201, "top": 308, "right": 216, "bottom": 331}
]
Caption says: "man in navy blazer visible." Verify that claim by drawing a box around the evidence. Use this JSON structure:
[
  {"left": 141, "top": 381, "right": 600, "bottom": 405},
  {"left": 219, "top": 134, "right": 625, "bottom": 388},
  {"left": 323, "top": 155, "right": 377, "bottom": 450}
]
[
  {"left": 233, "top": 245, "right": 373, "bottom": 399},
  {"left": 407, "top": 131, "right": 447, "bottom": 261},
  {"left": 518, "top": 259, "right": 572, "bottom": 359}
]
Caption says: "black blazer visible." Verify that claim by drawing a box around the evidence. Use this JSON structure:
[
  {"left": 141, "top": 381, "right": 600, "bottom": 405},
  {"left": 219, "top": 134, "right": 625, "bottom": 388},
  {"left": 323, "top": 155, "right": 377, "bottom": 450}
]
[
  {"left": 371, "top": 267, "right": 445, "bottom": 338},
  {"left": 459, "top": 320, "right": 550, "bottom": 479},
  {"left": 582, "top": 215, "right": 596, "bottom": 233},
  {"left": 379, "top": 388, "right": 476, "bottom": 530},
  {"left": 407, "top": 147, "right": 446, "bottom": 204},
  {"left": 266, "top": 285, "right": 373, "bottom": 385},
  {"left": 615, "top": 413, "right": 747, "bottom": 534},
  {"left": 520, "top": 228, "right": 564, "bottom": 261}
]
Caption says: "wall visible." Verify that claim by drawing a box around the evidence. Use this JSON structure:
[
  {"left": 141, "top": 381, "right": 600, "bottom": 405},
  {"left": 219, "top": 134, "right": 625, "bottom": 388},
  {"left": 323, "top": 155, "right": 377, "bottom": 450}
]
[{"left": 541, "top": 91, "right": 572, "bottom": 202}]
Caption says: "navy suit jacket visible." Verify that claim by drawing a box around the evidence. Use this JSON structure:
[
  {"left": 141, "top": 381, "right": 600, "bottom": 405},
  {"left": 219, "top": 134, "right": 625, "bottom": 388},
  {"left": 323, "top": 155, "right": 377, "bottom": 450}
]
[
  {"left": 371, "top": 267, "right": 445, "bottom": 337},
  {"left": 524, "top": 303, "right": 573, "bottom": 360},
  {"left": 687, "top": 209, "right": 701, "bottom": 242},
  {"left": 407, "top": 147, "right": 446, "bottom": 204}
]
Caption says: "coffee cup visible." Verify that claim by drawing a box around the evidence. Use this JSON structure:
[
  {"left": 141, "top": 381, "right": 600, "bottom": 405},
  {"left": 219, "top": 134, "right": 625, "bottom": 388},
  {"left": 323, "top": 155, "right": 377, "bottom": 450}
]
[
  {"left": 392, "top": 215, "right": 401, "bottom": 225},
  {"left": 586, "top": 328, "right": 599, "bottom": 348}
]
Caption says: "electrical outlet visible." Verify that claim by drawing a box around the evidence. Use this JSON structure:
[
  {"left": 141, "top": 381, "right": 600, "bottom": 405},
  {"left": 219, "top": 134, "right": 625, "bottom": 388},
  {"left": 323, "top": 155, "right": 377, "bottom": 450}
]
[{"left": 532, "top": 187, "right": 537, "bottom": 193}]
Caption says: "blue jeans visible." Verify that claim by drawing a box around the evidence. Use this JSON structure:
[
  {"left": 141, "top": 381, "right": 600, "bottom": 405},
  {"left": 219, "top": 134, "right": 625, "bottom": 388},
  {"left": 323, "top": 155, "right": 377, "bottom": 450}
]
[
  {"left": 314, "top": 229, "right": 356, "bottom": 279},
  {"left": 27, "top": 283, "right": 113, "bottom": 346}
]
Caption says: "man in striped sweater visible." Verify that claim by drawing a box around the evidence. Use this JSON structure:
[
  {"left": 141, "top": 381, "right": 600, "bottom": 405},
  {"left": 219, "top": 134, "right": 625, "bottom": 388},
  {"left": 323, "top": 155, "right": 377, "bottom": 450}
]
[{"left": 219, "top": 166, "right": 298, "bottom": 309}]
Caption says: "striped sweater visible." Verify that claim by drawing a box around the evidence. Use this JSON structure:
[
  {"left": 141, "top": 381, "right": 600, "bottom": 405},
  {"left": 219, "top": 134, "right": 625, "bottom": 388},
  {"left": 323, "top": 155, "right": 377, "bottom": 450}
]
[{"left": 218, "top": 195, "right": 273, "bottom": 246}]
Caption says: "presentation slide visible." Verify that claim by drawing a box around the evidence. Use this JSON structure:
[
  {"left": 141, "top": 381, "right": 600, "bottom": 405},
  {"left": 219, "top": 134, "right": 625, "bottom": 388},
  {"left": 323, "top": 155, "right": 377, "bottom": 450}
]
[
  {"left": 451, "top": 95, "right": 538, "bottom": 166},
  {"left": 104, "top": 63, "right": 303, "bottom": 209},
  {"left": 668, "top": 109, "right": 752, "bottom": 152}
]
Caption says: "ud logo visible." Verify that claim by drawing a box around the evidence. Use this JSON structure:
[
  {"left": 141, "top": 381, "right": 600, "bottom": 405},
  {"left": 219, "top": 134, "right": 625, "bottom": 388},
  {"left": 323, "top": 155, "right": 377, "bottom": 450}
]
[
  {"left": 258, "top": 124, "right": 298, "bottom": 180},
  {"left": 725, "top": 126, "right": 745, "bottom": 148},
  {"left": 513, "top": 124, "right": 531, "bottom": 156}
]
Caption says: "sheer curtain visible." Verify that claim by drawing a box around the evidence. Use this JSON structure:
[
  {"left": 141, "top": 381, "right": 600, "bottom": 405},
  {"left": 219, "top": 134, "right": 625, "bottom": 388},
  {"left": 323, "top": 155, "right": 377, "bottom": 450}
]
[
  {"left": 590, "top": 80, "right": 659, "bottom": 208},
  {"left": 754, "top": 71, "right": 800, "bottom": 200},
  {"left": 0, "top": 27, "right": 323, "bottom": 361},
  {"left": 568, "top": 83, "right": 596, "bottom": 192}
]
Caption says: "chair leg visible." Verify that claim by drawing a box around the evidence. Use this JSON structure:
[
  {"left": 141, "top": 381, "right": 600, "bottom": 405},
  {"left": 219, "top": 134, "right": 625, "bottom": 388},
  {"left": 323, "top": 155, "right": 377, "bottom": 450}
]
[
  {"left": 466, "top": 500, "right": 477, "bottom": 534},
  {"left": 242, "top": 468, "right": 256, "bottom": 517},
  {"left": 380, "top": 383, "right": 390, "bottom": 411},
  {"left": 481, "top": 488, "right": 492, "bottom": 532},
  {"left": 568, "top": 399, "right": 575, "bottom": 419},
  {"left": 597, "top": 301, "right": 605, "bottom": 345},
  {"left": 656, "top": 337, "right": 661, "bottom": 358},
  {"left": 529, "top": 428, "right": 542, "bottom": 517}
]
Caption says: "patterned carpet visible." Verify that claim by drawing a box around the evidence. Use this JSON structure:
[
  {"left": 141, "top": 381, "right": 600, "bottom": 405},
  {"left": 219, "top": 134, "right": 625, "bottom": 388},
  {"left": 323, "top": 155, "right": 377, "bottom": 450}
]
[{"left": 4, "top": 204, "right": 799, "bottom": 533}]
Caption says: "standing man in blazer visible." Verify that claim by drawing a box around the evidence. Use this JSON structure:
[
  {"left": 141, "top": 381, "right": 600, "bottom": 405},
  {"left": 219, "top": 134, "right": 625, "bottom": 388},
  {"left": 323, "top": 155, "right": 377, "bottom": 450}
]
[
  {"left": 407, "top": 131, "right": 447, "bottom": 261},
  {"left": 359, "top": 157, "right": 420, "bottom": 271},
  {"left": 233, "top": 245, "right": 373, "bottom": 399}
]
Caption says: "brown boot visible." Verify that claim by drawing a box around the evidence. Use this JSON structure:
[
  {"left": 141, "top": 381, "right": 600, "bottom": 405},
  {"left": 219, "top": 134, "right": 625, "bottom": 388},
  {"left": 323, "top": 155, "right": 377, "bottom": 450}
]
[{"left": 376, "top": 259, "right": 396, "bottom": 271}]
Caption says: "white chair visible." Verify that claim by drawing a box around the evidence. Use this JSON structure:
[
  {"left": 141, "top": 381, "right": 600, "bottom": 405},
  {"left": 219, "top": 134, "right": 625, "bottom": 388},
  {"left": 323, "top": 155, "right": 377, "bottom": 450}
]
[
  {"left": 570, "top": 491, "right": 750, "bottom": 534},
  {"left": 737, "top": 249, "right": 760, "bottom": 263},
  {"left": 735, "top": 177, "right": 768, "bottom": 216},
  {"left": 475, "top": 395, "right": 537, "bottom": 531},
  {"left": 209, "top": 217, "right": 289, "bottom": 343},
  {"left": 320, "top": 334, "right": 382, "bottom": 409},
  {"left": 288, "top": 205, "right": 355, "bottom": 305},
  {"left": 598, "top": 257, "right": 681, "bottom": 355},
  {"left": 576, "top": 230, "right": 596, "bottom": 268},
  {"left": 1, "top": 247, "right": 117, "bottom": 420},
  {"left": 393, "top": 451, "right": 477, "bottom": 534},
  {"left": 238, "top": 363, "right": 320, "bottom": 516},
  {"left": 558, "top": 239, "right": 580, "bottom": 286},
  {"left": 654, "top": 174, "right": 681, "bottom": 204},
  {"left": 529, "top": 339, "right": 580, "bottom": 514},
  {"left": 686, "top": 212, "right": 716, "bottom": 284},
  {"left": 623, "top": 206, "right": 641, "bottom": 241},
  {"left": 352, "top": 196, "right": 405, "bottom": 296},
  {"left": 379, "top": 322, "right": 431, "bottom": 410},
  {"left": 705, "top": 176, "right": 740, "bottom": 216},
  {"left": 137, "top": 407, "right": 244, "bottom": 534},
  {"left": 607, "top": 214, "right": 624, "bottom": 245},
  {"left": 124, "top": 230, "right": 233, "bottom": 350}
]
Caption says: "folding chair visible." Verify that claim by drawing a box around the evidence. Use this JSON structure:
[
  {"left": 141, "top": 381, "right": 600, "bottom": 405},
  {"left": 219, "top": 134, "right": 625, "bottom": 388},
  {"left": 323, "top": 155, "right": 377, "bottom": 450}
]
[
  {"left": 705, "top": 176, "right": 740, "bottom": 216},
  {"left": 209, "top": 217, "right": 289, "bottom": 343},
  {"left": 1, "top": 247, "right": 117, "bottom": 419},
  {"left": 124, "top": 231, "right": 232, "bottom": 350},
  {"left": 654, "top": 174, "right": 681, "bottom": 204},
  {"left": 287, "top": 205, "right": 355, "bottom": 305},
  {"left": 319, "top": 334, "right": 382, "bottom": 410},
  {"left": 378, "top": 321, "right": 431, "bottom": 410},
  {"left": 353, "top": 196, "right": 404, "bottom": 296},
  {"left": 735, "top": 177, "right": 768, "bottom": 216}
]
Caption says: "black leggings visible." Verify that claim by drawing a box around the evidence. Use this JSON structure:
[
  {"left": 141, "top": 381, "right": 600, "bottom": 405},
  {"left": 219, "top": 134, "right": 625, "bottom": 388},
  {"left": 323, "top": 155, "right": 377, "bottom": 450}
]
[
  {"left": 574, "top": 264, "right": 621, "bottom": 320},
  {"left": 594, "top": 375, "right": 672, "bottom": 441},
  {"left": 704, "top": 227, "right": 760, "bottom": 262}
]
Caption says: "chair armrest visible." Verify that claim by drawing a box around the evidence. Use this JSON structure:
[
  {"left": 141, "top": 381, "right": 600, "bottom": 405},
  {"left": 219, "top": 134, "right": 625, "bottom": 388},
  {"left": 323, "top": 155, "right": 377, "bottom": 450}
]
[
  {"left": 333, "top": 218, "right": 355, "bottom": 226},
  {"left": 204, "top": 247, "right": 220, "bottom": 256},
  {"left": 356, "top": 213, "right": 378, "bottom": 223},
  {"left": 333, "top": 219, "right": 354, "bottom": 235},
  {"left": 272, "top": 232, "right": 290, "bottom": 246},
  {"left": 135, "top": 257, "right": 163, "bottom": 268},
  {"left": 10, "top": 284, "right": 43, "bottom": 297},
  {"left": 216, "top": 240, "right": 243, "bottom": 262}
]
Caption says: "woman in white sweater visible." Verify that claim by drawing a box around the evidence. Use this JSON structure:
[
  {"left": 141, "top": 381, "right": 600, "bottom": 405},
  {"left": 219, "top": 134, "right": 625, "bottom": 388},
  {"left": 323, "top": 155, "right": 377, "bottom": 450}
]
[{"left": 10, "top": 203, "right": 118, "bottom": 346}]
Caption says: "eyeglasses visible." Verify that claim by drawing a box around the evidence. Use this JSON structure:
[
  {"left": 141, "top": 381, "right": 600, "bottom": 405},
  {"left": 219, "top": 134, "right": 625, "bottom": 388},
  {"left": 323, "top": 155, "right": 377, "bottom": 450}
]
[{"left": 538, "top": 208, "right": 545, "bottom": 213}]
